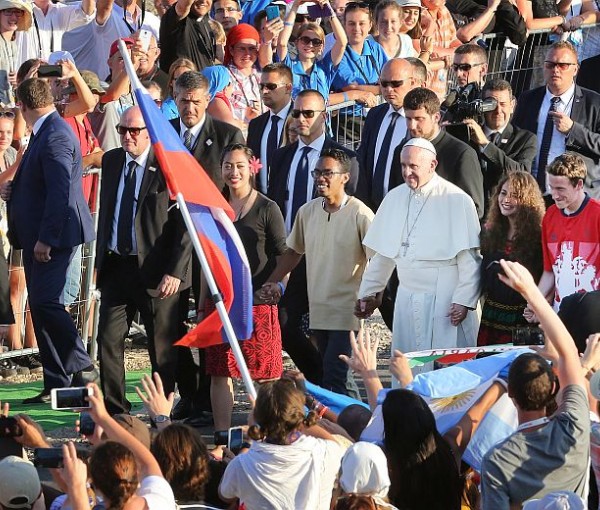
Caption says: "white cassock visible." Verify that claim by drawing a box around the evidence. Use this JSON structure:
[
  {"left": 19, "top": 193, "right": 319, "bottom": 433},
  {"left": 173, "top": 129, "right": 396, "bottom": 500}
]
[{"left": 359, "top": 174, "right": 482, "bottom": 376}]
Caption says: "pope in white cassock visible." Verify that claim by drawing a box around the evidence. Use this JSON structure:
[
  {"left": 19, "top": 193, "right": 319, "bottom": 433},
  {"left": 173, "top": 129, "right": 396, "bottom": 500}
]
[{"left": 356, "top": 138, "right": 482, "bottom": 378}]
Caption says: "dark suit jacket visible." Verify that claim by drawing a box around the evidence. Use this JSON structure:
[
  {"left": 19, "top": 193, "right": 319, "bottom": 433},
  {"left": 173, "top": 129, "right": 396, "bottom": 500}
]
[
  {"left": 169, "top": 115, "right": 245, "bottom": 189},
  {"left": 513, "top": 84, "right": 600, "bottom": 196},
  {"left": 95, "top": 148, "right": 192, "bottom": 291},
  {"left": 477, "top": 122, "right": 537, "bottom": 201},
  {"left": 0, "top": 247, "right": 13, "bottom": 324},
  {"left": 577, "top": 55, "right": 600, "bottom": 94},
  {"left": 355, "top": 103, "right": 402, "bottom": 211},
  {"left": 8, "top": 111, "right": 95, "bottom": 251},
  {"left": 247, "top": 108, "right": 293, "bottom": 194},
  {"left": 267, "top": 137, "right": 359, "bottom": 215},
  {"left": 391, "top": 129, "right": 485, "bottom": 218}
]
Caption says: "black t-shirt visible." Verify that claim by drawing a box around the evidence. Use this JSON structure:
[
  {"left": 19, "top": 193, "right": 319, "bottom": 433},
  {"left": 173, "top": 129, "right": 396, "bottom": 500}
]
[{"left": 159, "top": 6, "right": 216, "bottom": 72}]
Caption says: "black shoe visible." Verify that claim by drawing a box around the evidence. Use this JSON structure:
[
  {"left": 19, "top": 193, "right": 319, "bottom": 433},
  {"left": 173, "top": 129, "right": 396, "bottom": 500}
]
[
  {"left": 15, "top": 355, "right": 43, "bottom": 374},
  {"left": 71, "top": 366, "right": 99, "bottom": 387},
  {"left": 184, "top": 411, "right": 214, "bottom": 428},
  {"left": 171, "top": 397, "right": 194, "bottom": 420},
  {"left": 22, "top": 390, "right": 51, "bottom": 404}
]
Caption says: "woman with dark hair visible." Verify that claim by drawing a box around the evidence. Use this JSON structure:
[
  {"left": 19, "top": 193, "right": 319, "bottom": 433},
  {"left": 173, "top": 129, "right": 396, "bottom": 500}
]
[
  {"left": 219, "top": 378, "right": 343, "bottom": 509},
  {"left": 205, "top": 143, "right": 287, "bottom": 435},
  {"left": 478, "top": 171, "right": 545, "bottom": 346}
]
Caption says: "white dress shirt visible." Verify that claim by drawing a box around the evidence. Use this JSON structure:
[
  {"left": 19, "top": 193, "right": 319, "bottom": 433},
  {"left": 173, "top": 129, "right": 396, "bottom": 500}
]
[
  {"left": 535, "top": 83, "right": 576, "bottom": 180},
  {"left": 260, "top": 101, "right": 291, "bottom": 192},
  {"left": 285, "top": 132, "right": 326, "bottom": 232},
  {"left": 373, "top": 105, "right": 407, "bottom": 195},
  {"left": 32, "top": 110, "right": 54, "bottom": 134},
  {"left": 109, "top": 146, "right": 150, "bottom": 254}
]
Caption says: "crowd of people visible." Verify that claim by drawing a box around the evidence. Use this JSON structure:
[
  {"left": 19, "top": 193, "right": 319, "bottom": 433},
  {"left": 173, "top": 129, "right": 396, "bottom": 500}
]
[{"left": 0, "top": 0, "right": 600, "bottom": 507}]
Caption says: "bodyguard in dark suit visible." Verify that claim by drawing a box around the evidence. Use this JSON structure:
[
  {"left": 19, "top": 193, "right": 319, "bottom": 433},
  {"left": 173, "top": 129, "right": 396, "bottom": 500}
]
[
  {"left": 464, "top": 79, "right": 537, "bottom": 211},
  {"left": 247, "top": 63, "right": 293, "bottom": 194},
  {"left": 96, "top": 106, "right": 192, "bottom": 415},
  {"left": 576, "top": 54, "right": 600, "bottom": 94},
  {"left": 391, "top": 87, "right": 485, "bottom": 218},
  {"left": 7, "top": 78, "right": 96, "bottom": 403},
  {"left": 513, "top": 41, "right": 600, "bottom": 198},
  {"left": 169, "top": 71, "right": 244, "bottom": 189},
  {"left": 356, "top": 58, "right": 415, "bottom": 211},
  {"left": 268, "top": 89, "right": 358, "bottom": 384}
]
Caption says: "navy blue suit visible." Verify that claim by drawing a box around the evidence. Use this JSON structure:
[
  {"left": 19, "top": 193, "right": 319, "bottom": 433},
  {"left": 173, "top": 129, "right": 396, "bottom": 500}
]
[{"left": 8, "top": 110, "right": 95, "bottom": 390}]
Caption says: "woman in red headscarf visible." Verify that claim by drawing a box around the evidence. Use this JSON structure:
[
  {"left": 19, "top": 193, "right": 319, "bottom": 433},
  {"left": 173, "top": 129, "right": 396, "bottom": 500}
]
[{"left": 225, "top": 23, "right": 264, "bottom": 135}]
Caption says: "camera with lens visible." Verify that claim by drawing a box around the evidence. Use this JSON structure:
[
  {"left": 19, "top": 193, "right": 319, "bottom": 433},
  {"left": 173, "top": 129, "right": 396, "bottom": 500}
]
[
  {"left": 443, "top": 82, "right": 498, "bottom": 142},
  {"left": 512, "top": 326, "right": 545, "bottom": 346}
]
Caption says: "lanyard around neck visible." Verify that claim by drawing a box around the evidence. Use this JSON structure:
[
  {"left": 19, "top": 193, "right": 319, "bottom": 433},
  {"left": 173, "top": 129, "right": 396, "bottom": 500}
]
[{"left": 517, "top": 417, "right": 550, "bottom": 432}]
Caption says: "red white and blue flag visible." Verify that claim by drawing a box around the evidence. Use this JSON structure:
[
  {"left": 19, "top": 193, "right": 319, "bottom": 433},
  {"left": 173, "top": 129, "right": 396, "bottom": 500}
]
[{"left": 128, "top": 65, "right": 253, "bottom": 348}]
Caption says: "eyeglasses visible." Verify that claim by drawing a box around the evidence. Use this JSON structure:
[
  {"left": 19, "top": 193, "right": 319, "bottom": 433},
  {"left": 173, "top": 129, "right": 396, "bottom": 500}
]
[
  {"left": 0, "top": 111, "right": 15, "bottom": 119},
  {"left": 295, "top": 14, "right": 316, "bottom": 23},
  {"left": 259, "top": 82, "right": 284, "bottom": 91},
  {"left": 544, "top": 61, "right": 578, "bottom": 70},
  {"left": 380, "top": 79, "right": 404, "bottom": 88},
  {"left": 298, "top": 36, "right": 323, "bottom": 47},
  {"left": 1, "top": 8, "right": 24, "bottom": 17},
  {"left": 233, "top": 44, "right": 259, "bottom": 54},
  {"left": 311, "top": 169, "right": 343, "bottom": 178},
  {"left": 215, "top": 6, "right": 240, "bottom": 14},
  {"left": 116, "top": 125, "right": 147, "bottom": 136},
  {"left": 451, "top": 62, "right": 484, "bottom": 72},
  {"left": 291, "top": 109, "right": 325, "bottom": 118}
]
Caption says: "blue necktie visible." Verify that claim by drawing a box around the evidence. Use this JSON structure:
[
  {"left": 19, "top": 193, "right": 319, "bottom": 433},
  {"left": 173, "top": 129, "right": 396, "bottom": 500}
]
[
  {"left": 536, "top": 96, "right": 561, "bottom": 192},
  {"left": 291, "top": 146, "right": 312, "bottom": 223},
  {"left": 117, "top": 161, "right": 137, "bottom": 255},
  {"left": 372, "top": 112, "right": 400, "bottom": 206}
]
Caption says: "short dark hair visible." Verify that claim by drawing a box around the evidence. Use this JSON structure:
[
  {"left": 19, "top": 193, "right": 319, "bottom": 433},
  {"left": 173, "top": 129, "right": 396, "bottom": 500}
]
[
  {"left": 174, "top": 71, "right": 209, "bottom": 96},
  {"left": 454, "top": 43, "right": 488, "bottom": 64},
  {"left": 405, "top": 57, "right": 427, "bottom": 85},
  {"left": 296, "top": 88, "right": 325, "bottom": 105},
  {"left": 482, "top": 78, "right": 513, "bottom": 97},
  {"left": 403, "top": 87, "right": 440, "bottom": 115},
  {"left": 319, "top": 148, "right": 351, "bottom": 174},
  {"left": 16, "top": 78, "right": 53, "bottom": 109},
  {"left": 262, "top": 63, "right": 293, "bottom": 85},
  {"left": 220, "top": 142, "right": 255, "bottom": 166},
  {"left": 508, "top": 353, "right": 557, "bottom": 411},
  {"left": 337, "top": 404, "right": 372, "bottom": 442}
]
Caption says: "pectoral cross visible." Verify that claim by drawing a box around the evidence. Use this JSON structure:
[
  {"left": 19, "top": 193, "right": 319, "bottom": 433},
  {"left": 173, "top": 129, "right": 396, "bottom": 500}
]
[{"left": 401, "top": 240, "right": 409, "bottom": 256}]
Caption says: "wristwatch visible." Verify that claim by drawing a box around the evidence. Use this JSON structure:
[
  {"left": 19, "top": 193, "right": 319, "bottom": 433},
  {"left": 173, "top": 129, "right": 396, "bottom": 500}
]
[{"left": 154, "top": 415, "right": 171, "bottom": 424}]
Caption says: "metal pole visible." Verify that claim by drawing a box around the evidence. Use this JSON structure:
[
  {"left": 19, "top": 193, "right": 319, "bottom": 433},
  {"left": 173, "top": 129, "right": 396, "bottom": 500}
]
[{"left": 175, "top": 193, "right": 257, "bottom": 401}]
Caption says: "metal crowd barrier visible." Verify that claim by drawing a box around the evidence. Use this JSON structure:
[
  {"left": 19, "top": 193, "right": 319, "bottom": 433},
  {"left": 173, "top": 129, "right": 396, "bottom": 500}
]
[{"left": 0, "top": 167, "right": 102, "bottom": 365}]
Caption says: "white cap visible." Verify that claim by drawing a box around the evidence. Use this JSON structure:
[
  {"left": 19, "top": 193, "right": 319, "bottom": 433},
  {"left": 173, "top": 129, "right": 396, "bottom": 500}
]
[
  {"left": 397, "top": 0, "right": 423, "bottom": 8},
  {"left": 522, "top": 491, "right": 586, "bottom": 510},
  {"left": 403, "top": 137, "right": 437, "bottom": 156}
]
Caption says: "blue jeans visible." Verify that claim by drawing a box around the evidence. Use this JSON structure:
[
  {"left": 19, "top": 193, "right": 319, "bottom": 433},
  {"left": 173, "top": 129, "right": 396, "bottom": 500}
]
[{"left": 312, "top": 329, "right": 360, "bottom": 399}]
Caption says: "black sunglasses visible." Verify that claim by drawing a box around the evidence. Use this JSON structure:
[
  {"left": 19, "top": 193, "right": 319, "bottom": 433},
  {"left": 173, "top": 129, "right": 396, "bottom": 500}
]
[
  {"left": 295, "top": 14, "right": 316, "bottom": 22},
  {"left": 116, "top": 125, "right": 147, "bottom": 136},
  {"left": 380, "top": 79, "right": 404, "bottom": 88},
  {"left": 346, "top": 1, "right": 370, "bottom": 9},
  {"left": 0, "top": 111, "right": 15, "bottom": 119},
  {"left": 298, "top": 36, "right": 323, "bottom": 47},
  {"left": 291, "top": 109, "right": 325, "bottom": 119},
  {"left": 259, "top": 82, "right": 282, "bottom": 91},
  {"left": 451, "top": 63, "right": 484, "bottom": 72}
]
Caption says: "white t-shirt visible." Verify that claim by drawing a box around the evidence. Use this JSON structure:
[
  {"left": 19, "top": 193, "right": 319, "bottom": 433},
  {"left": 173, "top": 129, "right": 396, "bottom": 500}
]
[
  {"left": 220, "top": 435, "right": 343, "bottom": 510},
  {"left": 137, "top": 475, "right": 177, "bottom": 510}
]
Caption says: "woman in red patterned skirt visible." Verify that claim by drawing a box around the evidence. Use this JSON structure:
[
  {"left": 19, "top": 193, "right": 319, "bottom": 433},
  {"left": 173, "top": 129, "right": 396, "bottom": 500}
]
[{"left": 206, "top": 143, "right": 287, "bottom": 432}]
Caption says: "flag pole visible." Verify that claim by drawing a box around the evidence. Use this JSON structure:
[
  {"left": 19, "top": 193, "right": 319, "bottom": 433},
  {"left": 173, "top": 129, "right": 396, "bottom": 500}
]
[{"left": 176, "top": 193, "right": 257, "bottom": 401}]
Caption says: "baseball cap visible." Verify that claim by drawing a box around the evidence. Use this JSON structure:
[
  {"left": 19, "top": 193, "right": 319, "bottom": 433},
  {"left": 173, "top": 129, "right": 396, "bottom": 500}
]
[
  {"left": 0, "top": 456, "right": 41, "bottom": 510},
  {"left": 112, "top": 414, "right": 151, "bottom": 450},
  {"left": 403, "top": 137, "right": 437, "bottom": 156},
  {"left": 63, "top": 70, "right": 107, "bottom": 96},
  {"left": 397, "top": 0, "right": 423, "bottom": 8},
  {"left": 522, "top": 491, "right": 586, "bottom": 510},
  {"left": 109, "top": 37, "right": 135, "bottom": 58},
  {"left": 339, "top": 442, "right": 391, "bottom": 498},
  {"left": 47, "top": 50, "right": 75, "bottom": 65}
]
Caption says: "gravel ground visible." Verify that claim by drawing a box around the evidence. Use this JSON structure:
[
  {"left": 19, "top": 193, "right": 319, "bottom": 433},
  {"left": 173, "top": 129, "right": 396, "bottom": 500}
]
[{"left": 1, "top": 313, "right": 393, "bottom": 444}]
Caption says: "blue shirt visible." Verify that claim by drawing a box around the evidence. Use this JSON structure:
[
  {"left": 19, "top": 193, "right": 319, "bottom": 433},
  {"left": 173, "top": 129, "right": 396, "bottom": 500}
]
[
  {"left": 161, "top": 96, "right": 179, "bottom": 121},
  {"left": 283, "top": 52, "right": 338, "bottom": 101},
  {"left": 331, "top": 39, "right": 388, "bottom": 116}
]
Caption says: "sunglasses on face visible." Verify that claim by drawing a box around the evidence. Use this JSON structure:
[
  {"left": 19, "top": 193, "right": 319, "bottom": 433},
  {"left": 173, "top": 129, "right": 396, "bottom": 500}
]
[
  {"left": 451, "top": 62, "right": 484, "bottom": 72},
  {"left": 544, "top": 61, "right": 577, "bottom": 70},
  {"left": 116, "top": 125, "right": 147, "bottom": 136},
  {"left": 298, "top": 36, "right": 323, "bottom": 47},
  {"left": 259, "top": 82, "right": 282, "bottom": 91},
  {"left": 0, "top": 111, "right": 15, "bottom": 119},
  {"left": 380, "top": 79, "right": 404, "bottom": 88},
  {"left": 291, "top": 109, "right": 325, "bottom": 118},
  {"left": 295, "top": 14, "right": 316, "bottom": 23}
]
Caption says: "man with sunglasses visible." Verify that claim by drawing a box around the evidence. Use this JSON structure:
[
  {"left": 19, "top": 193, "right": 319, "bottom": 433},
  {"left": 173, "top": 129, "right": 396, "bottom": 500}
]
[
  {"left": 513, "top": 41, "right": 600, "bottom": 199},
  {"left": 95, "top": 105, "right": 192, "bottom": 415},
  {"left": 247, "top": 63, "right": 293, "bottom": 194},
  {"left": 267, "top": 88, "right": 359, "bottom": 384},
  {"left": 451, "top": 43, "right": 487, "bottom": 88},
  {"left": 356, "top": 58, "right": 416, "bottom": 212},
  {"left": 7, "top": 78, "right": 96, "bottom": 403},
  {"left": 262, "top": 148, "right": 373, "bottom": 397}
]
